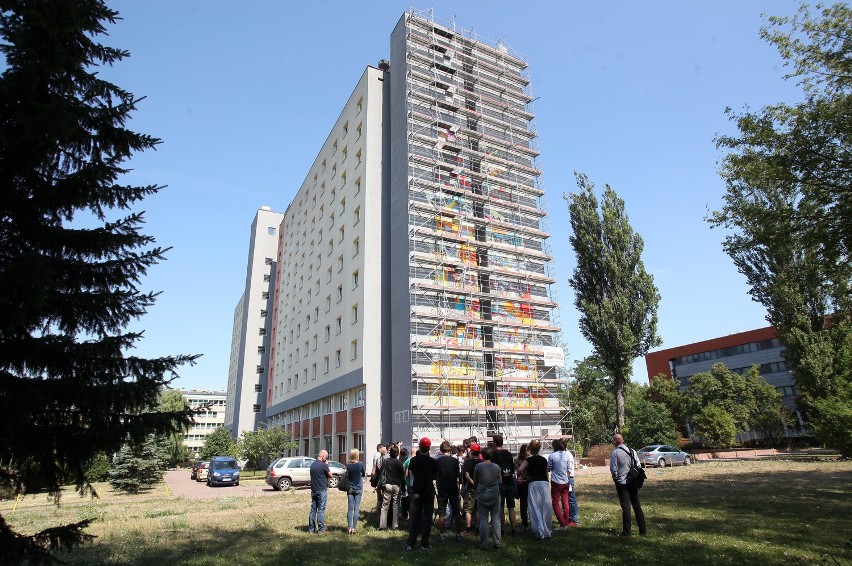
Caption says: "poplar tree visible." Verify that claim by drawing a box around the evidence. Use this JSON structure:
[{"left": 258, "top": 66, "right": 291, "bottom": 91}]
[
  {"left": 565, "top": 174, "right": 661, "bottom": 430},
  {"left": 0, "top": 2, "right": 197, "bottom": 562}
]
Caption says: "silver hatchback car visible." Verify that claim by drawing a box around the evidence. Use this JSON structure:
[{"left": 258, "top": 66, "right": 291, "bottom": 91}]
[
  {"left": 637, "top": 445, "right": 691, "bottom": 468},
  {"left": 265, "top": 456, "right": 316, "bottom": 491}
]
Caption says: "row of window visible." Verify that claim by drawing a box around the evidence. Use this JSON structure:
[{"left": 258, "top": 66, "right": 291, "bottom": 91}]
[
  {"left": 280, "top": 339, "right": 360, "bottom": 395},
  {"left": 672, "top": 338, "right": 782, "bottom": 367}
]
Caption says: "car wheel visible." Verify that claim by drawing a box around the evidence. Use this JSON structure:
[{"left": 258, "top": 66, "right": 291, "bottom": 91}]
[
  {"left": 683, "top": 456, "right": 690, "bottom": 466},
  {"left": 658, "top": 458, "right": 667, "bottom": 468},
  {"left": 278, "top": 477, "right": 292, "bottom": 491},
  {"left": 234, "top": 481, "right": 240, "bottom": 487},
  {"left": 207, "top": 479, "right": 212, "bottom": 487},
  {"left": 328, "top": 475, "right": 339, "bottom": 489}
]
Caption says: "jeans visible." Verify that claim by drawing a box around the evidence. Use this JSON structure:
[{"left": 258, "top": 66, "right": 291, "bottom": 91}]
[
  {"left": 380, "top": 484, "right": 401, "bottom": 529},
  {"left": 406, "top": 492, "right": 435, "bottom": 548},
  {"left": 477, "top": 490, "right": 502, "bottom": 548},
  {"left": 615, "top": 482, "right": 646, "bottom": 535},
  {"left": 309, "top": 490, "right": 328, "bottom": 533},
  {"left": 347, "top": 489, "right": 363, "bottom": 530},
  {"left": 568, "top": 477, "right": 578, "bottom": 523},
  {"left": 551, "top": 481, "right": 570, "bottom": 527},
  {"left": 517, "top": 481, "right": 529, "bottom": 527}
]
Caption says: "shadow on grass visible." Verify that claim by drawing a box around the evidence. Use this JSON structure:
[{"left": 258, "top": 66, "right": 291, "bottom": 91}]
[{"left": 56, "top": 464, "right": 852, "bottom": 566}]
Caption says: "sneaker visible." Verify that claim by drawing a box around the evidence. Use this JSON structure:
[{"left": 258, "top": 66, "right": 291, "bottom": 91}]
[
  {"left": 567, "top": 521, "right": 579, "bottom": 527},
  {"left": 556, "top": 525, "right": 568, "bottom": 531},
  {"left": 420, "top": 544, "right": 432, "bottom": 550},
  {"left": 405, "top": 546, "right": 414, "bottom": 551},
  {"left": 436, "top": 533, "right": 445, "bottom": 542}
]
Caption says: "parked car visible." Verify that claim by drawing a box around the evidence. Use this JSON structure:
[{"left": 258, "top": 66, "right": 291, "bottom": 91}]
[
  {"left": 207, "top": 456, "right": 241, "bottom": 487},
  {"left": 266, "top": 457, "right": 315, "bottom": 491},
  {"left": 265, "top": 456, "right": 344, "bottom": 490},
  {"left": 637, "top": 445, "right": 691, "bottom": 468},
  {"left": 195, "top": 461, "right": 210, "bottom": 482},
  {"left": 190, "top": 460, "right": 206, "bottom": 480}
]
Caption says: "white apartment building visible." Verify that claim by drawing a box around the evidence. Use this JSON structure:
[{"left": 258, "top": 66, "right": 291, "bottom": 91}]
[
  {"left": 181, "top": 389, "right": 226, "bottom": 457},
  {"left": 230, "top": 12, "right": 567, "bottom": 465},
  {"left": 224, "top": 206, "right": 284, "bottom": 439}
]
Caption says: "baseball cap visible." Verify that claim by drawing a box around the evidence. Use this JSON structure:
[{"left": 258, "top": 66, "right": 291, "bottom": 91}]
[
  {"left": 419, "top": 437, "right": 431, "bottom": 449},
  {"left": 470, "top": 442, "right": 481, "bottom": 452}
]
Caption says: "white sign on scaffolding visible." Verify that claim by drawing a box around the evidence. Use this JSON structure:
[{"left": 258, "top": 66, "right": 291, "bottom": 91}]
[{"left": 543, "top": 346, "right": 565, "bottom": 367}]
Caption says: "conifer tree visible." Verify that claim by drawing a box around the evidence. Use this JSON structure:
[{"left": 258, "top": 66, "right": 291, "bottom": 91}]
[{"left": 0, "top": 2, "right": 197, "bottom": 562}]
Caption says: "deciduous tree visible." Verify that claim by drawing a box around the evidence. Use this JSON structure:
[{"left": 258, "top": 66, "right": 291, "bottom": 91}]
[
  {"left": 710, "top": 2, "right": 852, "bottom": 455},
  {"left": 201, "top": 428, "right": 238, "bottom": 460},
  {"left": 565, "top": 174, "right": 661, "bottom": 429},
  {"left": 0, "top": 2, "right": 197, "bottom": 562}
]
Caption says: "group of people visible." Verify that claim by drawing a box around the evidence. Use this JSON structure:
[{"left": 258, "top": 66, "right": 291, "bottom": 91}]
[{"left": 305, "top": 433, "right": 647, "bottom": 545}]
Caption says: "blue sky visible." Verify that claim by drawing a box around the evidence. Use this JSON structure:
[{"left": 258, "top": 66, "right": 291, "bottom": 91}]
[{"left": 102, "top": 1, "right": 802, "bottom": 391}]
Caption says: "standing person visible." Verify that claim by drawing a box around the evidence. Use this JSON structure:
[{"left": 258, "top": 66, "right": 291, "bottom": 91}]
[
  {"left": 473, "top": 447, "right": 502, "bottom": 550},
  {"left": 517, "top": 439, "right": 551, "bottom": 539},
  {"left": 514, "top": 443, "right": 530, "bottom": 530},
  {"left": 435, "top": 440, "right": 463, "bottom": 542},
  {"left": 461, "top": 442, "right": 481, "bottom": 536},
  {"left": 560, "top": 434, "right": 579, "bottom": 526},
  {"left": 372, "top": 443, "right": 388, "bottom": 519},
  {"left": 491, "top": 435, "right": 518, "bottom": 536},
  {"left": 346, "top": 448, "right": 366, "bottom": 534},
  {"left": 610, "top": 434, "right": 646, "bottom": 537},
  {"left": 380, "top": 445, "right": 405, "bottom": 530},
  {"left": 547, "top": 439, "right": 573, "bottom": 530},
  {"left": 308, "top": 450, "right": 333, "bottom": 535},
  {"left": 405, "top": 437, "right": 438, "bottom": 551},
  {"left": 399, "top": 447, "right": 410, "bottom": 521}
]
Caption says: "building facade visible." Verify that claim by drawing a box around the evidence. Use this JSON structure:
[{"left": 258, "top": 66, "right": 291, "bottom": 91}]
[
  {"left": 645, "top": 326, "right": 803, "bottom": 428},
  {"left": 231, "top": 11, "right": 566, "bottom": 464},
  {"left": 181, "top": 389, "right": 226, "bottom": 457},
  {"left": 224, "top": 206, "right": 284, "bottom": 438}
]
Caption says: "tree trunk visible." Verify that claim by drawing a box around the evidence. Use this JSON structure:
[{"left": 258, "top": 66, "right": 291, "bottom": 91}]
[{"left": 614, "top": 374, "right": 626, "bottom": 431}]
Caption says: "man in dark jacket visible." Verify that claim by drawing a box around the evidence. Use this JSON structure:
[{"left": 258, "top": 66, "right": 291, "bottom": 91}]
[
  {"left": 308, "top": 450, "right": 333, "bottom": 534},
  {"left": 405, "top": 437, "right": 437, "bottom": 551},
  {"left": 609, "top": 434, "right": 646, "bottom": 536}
]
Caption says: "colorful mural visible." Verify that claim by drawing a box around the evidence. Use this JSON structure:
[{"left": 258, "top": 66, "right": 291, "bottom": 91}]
[
  {"left": 493, "top": 300, "right": 535, "bottom": 325},
  {"left": 424, "top": 320, "right": 482, "bottom": 347},
  {"left": 417, "top": 380, "right": 552, "bottom": 409},
  {"left": 434, "top": 266, "right": 478, "bottom": 291}
]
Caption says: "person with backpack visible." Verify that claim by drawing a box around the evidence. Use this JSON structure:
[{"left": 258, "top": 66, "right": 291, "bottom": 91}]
[{"left": 609, "top": 433, "right": 646, "bottom": 537}]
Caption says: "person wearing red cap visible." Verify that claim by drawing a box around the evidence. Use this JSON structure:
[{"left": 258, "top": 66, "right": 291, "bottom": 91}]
[{"left": 405, "top": 437, "right": 438, "bottom": 551}]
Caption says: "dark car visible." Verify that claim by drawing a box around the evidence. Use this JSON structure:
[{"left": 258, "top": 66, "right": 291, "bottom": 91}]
[
  {"left": 207, "top": 456, "right": 241, "bottom": 487},
  {"left": 190, "top": 460, "right": 205, "bottom": 480}
]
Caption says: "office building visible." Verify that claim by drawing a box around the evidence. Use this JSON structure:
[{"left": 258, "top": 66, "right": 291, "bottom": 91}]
[{"left": 181, "top": 389, "right": 227, "bottom": 457}]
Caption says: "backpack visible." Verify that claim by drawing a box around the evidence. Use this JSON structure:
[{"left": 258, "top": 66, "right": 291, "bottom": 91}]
[
  {"left": 337, "top": 468, "right": 350, "bottom": 491},
  {"left": 619, "top": 446, "right": 646, "bottom": 489}
]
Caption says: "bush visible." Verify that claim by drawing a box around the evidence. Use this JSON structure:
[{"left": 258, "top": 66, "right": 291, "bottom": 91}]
[{"left": 84, "top": 452, "right": 112, "bottom": 483}]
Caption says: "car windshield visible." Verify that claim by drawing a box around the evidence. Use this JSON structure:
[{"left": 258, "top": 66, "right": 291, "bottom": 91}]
[
  {"left": 639, "top": 446, "right": 659, "bottom": 452},
  {"left": 212, "top": 460, "right": 237, "bottom": 470}
]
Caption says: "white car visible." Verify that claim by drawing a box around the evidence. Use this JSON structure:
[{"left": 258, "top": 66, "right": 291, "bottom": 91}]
[
  {"left": 637, "top": 445, "right": 691, "bottom": 468},
  {"left": 265, "top": 457, "right": 315, "bottom": 491}
]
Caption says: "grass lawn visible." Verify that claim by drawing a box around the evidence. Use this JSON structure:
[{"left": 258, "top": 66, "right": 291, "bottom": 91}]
[{"left": 2, "top": 460, "right": 850, "bottom": 565}]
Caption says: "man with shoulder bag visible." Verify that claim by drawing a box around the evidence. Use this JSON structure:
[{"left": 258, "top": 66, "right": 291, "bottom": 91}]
[{"left": 609, "top": 434, "right": 646, "bottom": 537}]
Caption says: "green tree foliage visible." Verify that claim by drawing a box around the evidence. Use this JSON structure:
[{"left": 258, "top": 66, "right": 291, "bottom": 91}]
[
  {"left": 108, "top": 435, "right": 169, "bottom": 495},
  {"left": 692, "top": 406, "right": 738, "bottom": 449},
  {"left": 622, "top": 387, "right": 679, "bottom": 448},
  {"left": 683, "top": 363, "right": 788, "bottom": 445},
  {"left": 565, "top": 174, "right": 661, "bottom": 429},
  {"left": 0, "top": 2, "right": 197, "bottom": 561},
  {"left": 83, "top": 452, "right": 112, "bottom": 484},
  {"left": 648, "top": 374, "right": 687, "bottom": 434},
  {"left": 710, "top": 3, "right": 852, "bottom": 454},
  {"left": 201, "top": 428, "right": 238, "bottom": 460},
  {"left": 238, "top": 425, "right": 298, "bottom": 471},
  {"left": 159, "top": 390, "right": 191, "bottom": 467},
  {"left": 561, "top": 356, "right": 618, "bottom": 455}
]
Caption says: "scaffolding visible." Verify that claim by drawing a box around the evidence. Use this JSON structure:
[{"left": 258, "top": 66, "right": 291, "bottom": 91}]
[{"left": 404, "top": 11, "right": 569, "bottom": 450}]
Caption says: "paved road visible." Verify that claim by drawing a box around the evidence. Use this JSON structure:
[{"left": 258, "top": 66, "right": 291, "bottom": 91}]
[{"left": 163, "top": 469, "right": 311, "bottom": 500}]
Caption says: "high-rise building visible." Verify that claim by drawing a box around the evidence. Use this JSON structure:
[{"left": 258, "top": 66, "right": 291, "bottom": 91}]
[
  {"left": 224, "top": 206, "right": 284, "bottom": 438},
  {"left": 181, "top": 389, "right": 227, "bottom": 457},
  {"left": 232, "top": 11, "right": 566, "bottom": 464}
]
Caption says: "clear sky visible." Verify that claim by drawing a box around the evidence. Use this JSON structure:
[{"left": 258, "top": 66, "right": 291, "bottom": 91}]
[{"left": 101, "top": 1, "right": 803, "bottom": 391}]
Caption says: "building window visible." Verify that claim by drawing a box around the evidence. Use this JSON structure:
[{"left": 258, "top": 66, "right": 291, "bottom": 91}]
[
  {"left": 256, "top": 365, "right": 265, "bottom": 374},
  {"left": 303, "top": 369, "right": 308, "bottom": 384},
  {"left": 356, "top": 123, "right": 362, "bottom": 139},
  {"left": 337, "top": 255, "right": 344, "bottom": 272},
  {"left": 355, "top": 151, "right": 361, "bottom": 167},
  {"left": 258, "top": 328, "right": 266, "bottom": 336},
  {"left": 343, "top": 121, "right": 349, "bottom": 137},
  {"left": 337, "top": 285, "right": 343, "bottom": 302},
  {"left": 352, "top": 238, "right": 360, "bottom": 256},
  {"left": 351, "top": 339, "right": 358, "bottom": 360},
  {"left": 352, "top": 270, "right": 359, "bottom": 289},
  {"left": 324, "top": 356, "right": 330, "bottom": 373},
  {"left": 338, "top": 226, "right": 345, "bottom": 243},
  {"left": 336, "top": 316, "right": 342, "bottom": 335},
  {"left": 312, "top": 335, "right": 318, "bottom": 350},
  {"left": 254, "top": 383, "right": 263, "bottom": 392},
  {"left": 356, "top": 97, "right": 363, "bottom": 114},
  {"left": 351, "top": 304, "right": 358, "bottom": 324},
  {"left": 325, "top": 325, "right": 331, "bottom": 342},
  {"left": 353, "top": 206, "right": 360, "bottom": 225},
  {"left": 261, "top": 291, "right": 269, "bottom": 300},
  {"left": 260, "top": 309, "right": 267, "bottom": 317},
  {"left": 325, "top": 296, "right": 331, "bottom": 312},
  {"left": 342, "top": 147, "right": 348, "bottom": 162},
  {"left": 355, "top": 387, "right": 365, "bottom": 407},
  {"left": 312, "top": 363, "right": 317, "bottom": 380},
  {"left": 252, "top": 404, "right": 261, "bottom": 413},
  {"left": 268, "top": 227, "right": 276, "bottom": 235},
  {"left": 353, "top": 433, "right": 364, "bottom": 453},
  {"left": 335, "top": 349, "right": 342, "bottom": 368},
  {"left": 265, "top": 257, "right": 273, "bottom": 265},
  {"left": 263, "top": 274, "right": 271, "bottom": 282},
  {"left": 326, "top": 268, "right": 332, "bottom": 283},
  {"left": 257, "top": 346, "right": 266, "bottom": 354},
  {"left": 338, "top": 392, "right": 348, "bottom": 411}
]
